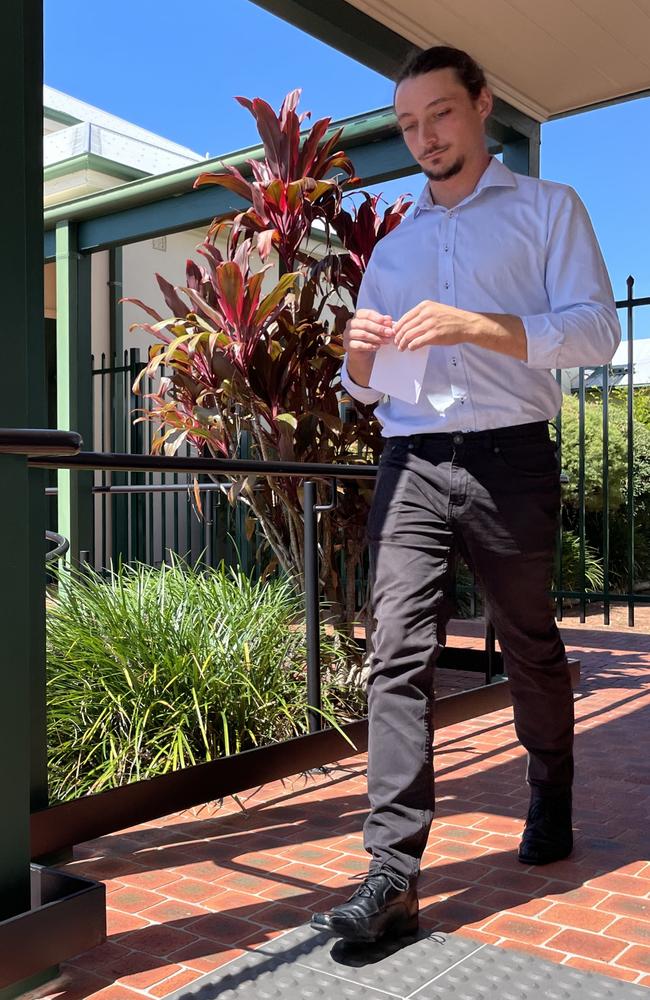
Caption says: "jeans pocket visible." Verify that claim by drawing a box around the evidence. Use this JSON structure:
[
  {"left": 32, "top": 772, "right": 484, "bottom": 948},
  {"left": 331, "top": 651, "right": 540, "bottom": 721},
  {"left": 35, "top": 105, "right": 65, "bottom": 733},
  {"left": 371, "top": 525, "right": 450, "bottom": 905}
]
[{"left": 495, "top": 438, "right": 560, "bottom": 478}]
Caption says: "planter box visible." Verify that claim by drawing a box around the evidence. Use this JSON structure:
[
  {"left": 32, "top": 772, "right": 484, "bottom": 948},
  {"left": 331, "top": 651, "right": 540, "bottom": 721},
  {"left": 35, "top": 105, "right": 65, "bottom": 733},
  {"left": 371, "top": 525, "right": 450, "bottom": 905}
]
[{"left": 0, "top": 864, "right": 106, "bottom": 994}]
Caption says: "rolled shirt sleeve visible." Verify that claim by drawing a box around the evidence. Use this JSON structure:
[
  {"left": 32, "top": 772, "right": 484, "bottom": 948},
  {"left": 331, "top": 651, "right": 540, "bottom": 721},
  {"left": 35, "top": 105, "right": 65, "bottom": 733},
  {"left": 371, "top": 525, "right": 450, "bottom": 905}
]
[
  {"left": 522, "top": 188, "right": 621, "bottom": 370},
  {"left": 339, "top": 258, "right": 387, "bottom": 405}
]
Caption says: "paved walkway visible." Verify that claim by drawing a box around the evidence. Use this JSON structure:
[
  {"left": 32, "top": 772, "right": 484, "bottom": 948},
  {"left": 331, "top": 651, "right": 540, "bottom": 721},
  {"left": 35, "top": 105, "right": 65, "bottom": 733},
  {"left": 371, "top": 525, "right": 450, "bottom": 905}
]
[{"left": 28, "top": 619, "right": 650, "bottom": 999}]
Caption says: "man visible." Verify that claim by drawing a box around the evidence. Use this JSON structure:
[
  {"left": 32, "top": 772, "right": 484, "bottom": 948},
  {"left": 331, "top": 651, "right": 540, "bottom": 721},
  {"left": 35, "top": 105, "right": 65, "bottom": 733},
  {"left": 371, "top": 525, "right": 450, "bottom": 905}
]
[{"left": 311, "top": 45, "right": 621, "bottom": 945}]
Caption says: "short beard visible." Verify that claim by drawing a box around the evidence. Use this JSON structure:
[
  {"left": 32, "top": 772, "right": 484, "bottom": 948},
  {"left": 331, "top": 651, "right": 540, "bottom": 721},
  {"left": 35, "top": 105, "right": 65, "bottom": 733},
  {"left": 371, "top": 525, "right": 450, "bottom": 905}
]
[{"left": 422, "top": 154, "right": 464, "bottom": 183}]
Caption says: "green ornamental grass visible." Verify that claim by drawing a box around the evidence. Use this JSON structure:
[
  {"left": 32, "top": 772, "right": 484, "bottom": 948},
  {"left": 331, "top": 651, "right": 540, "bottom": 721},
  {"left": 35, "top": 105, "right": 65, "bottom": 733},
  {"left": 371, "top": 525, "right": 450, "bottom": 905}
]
[{"left": 46, "top": 558, "right": 365, "bottom": 803}]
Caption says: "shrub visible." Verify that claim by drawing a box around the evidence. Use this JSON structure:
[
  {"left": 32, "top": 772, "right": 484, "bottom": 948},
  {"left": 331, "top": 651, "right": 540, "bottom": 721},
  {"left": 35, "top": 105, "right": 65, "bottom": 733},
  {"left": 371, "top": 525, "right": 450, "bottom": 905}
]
[
  {"left": 46, "top": 559, "right": 365, "bottom": 802},
  {"left": 558, "top": 393, "right": 650, "bottom": 513},
  {"left": 554, "top": 528, "right": 605, "bottom": 594}
]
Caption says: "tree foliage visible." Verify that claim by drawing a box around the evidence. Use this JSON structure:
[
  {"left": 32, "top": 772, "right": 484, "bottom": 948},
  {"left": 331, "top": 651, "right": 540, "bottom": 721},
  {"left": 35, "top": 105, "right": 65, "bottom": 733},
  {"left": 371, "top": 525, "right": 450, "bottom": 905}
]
[
  {"left": 124, "top": 90, "right": 412, "bottom": 633},
  {"left": 557, "top": 392, "right": 650, "bottom": 513}
]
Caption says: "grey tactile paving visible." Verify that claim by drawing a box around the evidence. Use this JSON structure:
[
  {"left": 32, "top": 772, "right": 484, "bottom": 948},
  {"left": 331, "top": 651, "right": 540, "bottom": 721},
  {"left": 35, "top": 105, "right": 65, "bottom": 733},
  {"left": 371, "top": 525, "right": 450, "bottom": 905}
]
[
  {"left": 248, "top": 922, "right": 480, "bottom": 994},
  {"left": 411, "top": 942, "right": 649, "bottom": 999},
  {"left": 167, "top": 923, "right": 647, "bottom": 1000}
]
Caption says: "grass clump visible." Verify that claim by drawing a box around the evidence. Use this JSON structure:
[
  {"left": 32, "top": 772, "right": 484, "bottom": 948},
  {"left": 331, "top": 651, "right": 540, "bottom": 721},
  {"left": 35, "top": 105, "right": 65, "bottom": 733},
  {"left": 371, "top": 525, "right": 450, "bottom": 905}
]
[{"left": 46, "top": 558, "right": 365, "bottom": 802}]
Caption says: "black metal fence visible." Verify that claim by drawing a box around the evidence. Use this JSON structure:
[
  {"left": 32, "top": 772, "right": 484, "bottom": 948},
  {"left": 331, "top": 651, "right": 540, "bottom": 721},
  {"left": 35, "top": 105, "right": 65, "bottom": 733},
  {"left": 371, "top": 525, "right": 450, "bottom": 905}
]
[
  {"left": 552, "top": 276, "right": 650, "bottom": 625},
  {"left": 90, "top": 348, "right": 262, "bottom": 576},
  {"left": 86, "top": 278, "right": 650, "bottom": 627}
]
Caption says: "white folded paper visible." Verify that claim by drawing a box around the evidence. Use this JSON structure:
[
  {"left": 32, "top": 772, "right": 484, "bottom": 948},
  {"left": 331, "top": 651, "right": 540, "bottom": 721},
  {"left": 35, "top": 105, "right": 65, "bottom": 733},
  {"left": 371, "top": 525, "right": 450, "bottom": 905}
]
[{"left": 369, "top": 341, "right": 429, "bottom": 404}]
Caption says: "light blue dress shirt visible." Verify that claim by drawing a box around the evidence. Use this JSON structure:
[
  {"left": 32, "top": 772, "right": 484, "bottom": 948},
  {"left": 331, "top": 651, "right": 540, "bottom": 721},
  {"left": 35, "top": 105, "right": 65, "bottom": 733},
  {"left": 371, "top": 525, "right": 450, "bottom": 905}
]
[{"left": 339, "top": 155, "right": 621, "bottom": 437}]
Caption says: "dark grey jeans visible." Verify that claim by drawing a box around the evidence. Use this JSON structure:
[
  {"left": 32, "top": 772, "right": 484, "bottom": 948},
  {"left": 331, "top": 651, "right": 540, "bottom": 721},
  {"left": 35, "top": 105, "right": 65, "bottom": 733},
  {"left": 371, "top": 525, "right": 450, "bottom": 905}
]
[{"left": 363, "top": 420, "right": 574, "bottom": 881}]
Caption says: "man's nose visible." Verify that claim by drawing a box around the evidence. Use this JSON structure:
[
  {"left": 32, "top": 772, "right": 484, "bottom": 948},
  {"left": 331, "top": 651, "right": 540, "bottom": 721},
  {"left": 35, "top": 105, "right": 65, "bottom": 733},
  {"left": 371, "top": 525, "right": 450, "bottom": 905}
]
[{"left": 420, "top": 124, "right": 439, "bottom": 149}]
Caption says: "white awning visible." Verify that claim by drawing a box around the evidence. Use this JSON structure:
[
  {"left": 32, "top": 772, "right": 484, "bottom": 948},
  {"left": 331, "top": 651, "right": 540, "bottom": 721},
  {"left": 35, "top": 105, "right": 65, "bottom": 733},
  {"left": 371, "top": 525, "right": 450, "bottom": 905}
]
[{"left": 347, "top": 0, "right": 650, "bottom": 121}]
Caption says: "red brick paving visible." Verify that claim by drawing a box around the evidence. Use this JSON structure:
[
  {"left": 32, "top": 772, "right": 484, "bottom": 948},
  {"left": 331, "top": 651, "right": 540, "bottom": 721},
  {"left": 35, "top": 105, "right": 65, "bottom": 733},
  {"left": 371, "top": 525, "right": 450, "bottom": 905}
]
[{"left": 23, "top": 616, "right": 650, "bottom": 998}]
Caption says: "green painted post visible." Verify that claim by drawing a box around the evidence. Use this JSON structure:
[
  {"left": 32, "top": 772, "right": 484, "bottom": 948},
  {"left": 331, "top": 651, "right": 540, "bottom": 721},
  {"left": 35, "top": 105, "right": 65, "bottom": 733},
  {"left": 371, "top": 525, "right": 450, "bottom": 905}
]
[
  {"left": 0, "top": 0, "right": 42, "bottom": 985},
  {"left": 56, "top": 222, "right": 93, "bottom": 565},
  {"left": 109, "top": 248, "right": 129, "bottom": 566}
]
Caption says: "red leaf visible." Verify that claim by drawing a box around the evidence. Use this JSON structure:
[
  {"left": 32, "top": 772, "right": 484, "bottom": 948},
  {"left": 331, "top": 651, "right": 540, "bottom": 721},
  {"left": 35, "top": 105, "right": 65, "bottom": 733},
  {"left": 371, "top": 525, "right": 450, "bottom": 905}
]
[
  {"left": 193, "top": 166, "right": 252, "bottom": 201},
  {"left": 254, "top": 271, "right": 299, "bottom": 326},
  {"left": 156, "top": 274, "right": 190, "bottom": 318},
  {"left": 278, "top": 89, "right": 301, "bottom": 125},
  {"left": 120, "top": 297, "right": 163, "bottom": 323},
  {"left": 235, "top": 95, "right": 255, "bottom": 114},
  {"left": 257, "top": 229, "right": 276, "bottom": 261},
  {"left": 242, "top": 270, "right": 266, "bottom": 325},
  {"left": 250, "top": 97, "right": 287, "bottom": 179},
  {"left": 215, "top": 262, "right": 245, "bottom": 325},
  {"left": 297, "top": 117, "right": 330, "bottom": 176}
]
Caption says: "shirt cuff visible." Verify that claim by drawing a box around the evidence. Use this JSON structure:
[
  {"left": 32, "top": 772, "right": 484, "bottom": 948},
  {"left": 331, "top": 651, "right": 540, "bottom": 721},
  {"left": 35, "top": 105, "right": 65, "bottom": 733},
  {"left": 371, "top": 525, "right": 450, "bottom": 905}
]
[
  {"left": 340, "top": 355, "right": 385, "bottom": 404},
  {"left": 521, "top": 314, "right": 565, "bottom": 370}
]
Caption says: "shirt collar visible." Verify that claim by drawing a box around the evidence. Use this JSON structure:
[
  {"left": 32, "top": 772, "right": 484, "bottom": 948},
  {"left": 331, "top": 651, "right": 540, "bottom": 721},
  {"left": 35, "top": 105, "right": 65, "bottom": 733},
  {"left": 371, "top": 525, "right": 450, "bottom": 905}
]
[{"left": 413, "top": 155, "right": 518, "bottom": 216}]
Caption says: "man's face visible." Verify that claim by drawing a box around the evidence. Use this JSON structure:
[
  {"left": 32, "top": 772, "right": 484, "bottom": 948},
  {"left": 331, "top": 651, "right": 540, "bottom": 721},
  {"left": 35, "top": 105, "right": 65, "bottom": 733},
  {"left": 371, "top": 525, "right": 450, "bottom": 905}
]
[{"left": 394, "top": 67, "right": 492, "bottom": 182}]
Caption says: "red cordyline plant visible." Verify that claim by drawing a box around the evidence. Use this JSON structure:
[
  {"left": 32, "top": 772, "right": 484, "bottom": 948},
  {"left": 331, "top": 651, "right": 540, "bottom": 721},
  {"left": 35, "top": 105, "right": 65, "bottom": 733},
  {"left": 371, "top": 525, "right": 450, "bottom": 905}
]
[{"left": 124, "top": 90, "right": 411, "bottom": 647}]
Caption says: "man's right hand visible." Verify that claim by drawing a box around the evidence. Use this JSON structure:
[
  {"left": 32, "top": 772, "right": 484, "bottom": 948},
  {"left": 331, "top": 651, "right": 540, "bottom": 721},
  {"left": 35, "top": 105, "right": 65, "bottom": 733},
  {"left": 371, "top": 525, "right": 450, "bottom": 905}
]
[{"left": 343, "top": 309, "right": 394, "bottom": 387}]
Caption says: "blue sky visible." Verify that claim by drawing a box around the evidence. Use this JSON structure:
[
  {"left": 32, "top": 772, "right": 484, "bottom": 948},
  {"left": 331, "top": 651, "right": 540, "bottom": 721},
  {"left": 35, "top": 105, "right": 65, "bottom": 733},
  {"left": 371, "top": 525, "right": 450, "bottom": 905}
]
[{"left": 45, "top": 0, "right": 649, "bottom": 335}]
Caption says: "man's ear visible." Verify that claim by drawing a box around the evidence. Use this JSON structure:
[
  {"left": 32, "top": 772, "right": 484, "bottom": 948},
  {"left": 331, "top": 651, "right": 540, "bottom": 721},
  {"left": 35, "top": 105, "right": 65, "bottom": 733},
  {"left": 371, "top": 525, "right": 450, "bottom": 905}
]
[{"left": 478, "top": 86, "right": 493, "bottom": 123}]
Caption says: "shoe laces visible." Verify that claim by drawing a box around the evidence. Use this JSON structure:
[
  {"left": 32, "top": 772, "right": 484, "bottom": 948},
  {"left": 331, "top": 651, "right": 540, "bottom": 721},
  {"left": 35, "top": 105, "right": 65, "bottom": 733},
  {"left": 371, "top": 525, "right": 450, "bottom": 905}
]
[{"left": 349, "top": 866, "right": 410, "bottom": 897}]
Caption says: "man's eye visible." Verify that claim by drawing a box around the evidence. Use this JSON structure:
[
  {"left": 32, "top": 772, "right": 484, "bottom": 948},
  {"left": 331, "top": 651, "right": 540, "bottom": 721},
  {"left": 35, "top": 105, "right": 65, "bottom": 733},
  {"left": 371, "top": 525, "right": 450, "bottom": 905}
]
[
  {"left": 436, "top": 110, "right": 450, "bottom": 118},
  {"left": 402, "top": 125, "right": 414, "bottom": 133}
]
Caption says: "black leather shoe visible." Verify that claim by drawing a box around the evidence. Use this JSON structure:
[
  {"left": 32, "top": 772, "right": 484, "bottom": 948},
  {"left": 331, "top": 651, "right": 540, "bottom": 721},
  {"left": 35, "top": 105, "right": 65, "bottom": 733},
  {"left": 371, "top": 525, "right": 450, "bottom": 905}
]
[
  {"left": 518, "top": 790, "right": 573, "bottom": 865},
  {"left": 310, "top": 865, "right": 419, "bottom": 943}
]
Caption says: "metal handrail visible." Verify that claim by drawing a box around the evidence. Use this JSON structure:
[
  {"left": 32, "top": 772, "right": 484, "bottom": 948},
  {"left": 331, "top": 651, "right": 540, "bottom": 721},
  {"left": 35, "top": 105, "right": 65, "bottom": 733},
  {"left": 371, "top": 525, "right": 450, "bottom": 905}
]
[
  {"left": 45, "top": 530, "right": 69, "bottom": 562},
  {"left": 0, "top": 428, "right": 82, "bottom": 456},
  {"left": 2, "top": 437, "right": 500, "bottom": 716},
  {"left": 29, "top": 449, "right": 376, "bottom": 480},
  {"left": 31, "top": 447, "right": 382, "bottom": 733}
]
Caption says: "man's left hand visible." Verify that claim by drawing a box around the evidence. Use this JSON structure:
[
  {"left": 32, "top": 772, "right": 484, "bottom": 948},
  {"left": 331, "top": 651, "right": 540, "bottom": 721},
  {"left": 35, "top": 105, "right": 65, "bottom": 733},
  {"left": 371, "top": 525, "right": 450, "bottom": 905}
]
[{"left": 393, "top": 300, "right": 476, "bottom": 351}]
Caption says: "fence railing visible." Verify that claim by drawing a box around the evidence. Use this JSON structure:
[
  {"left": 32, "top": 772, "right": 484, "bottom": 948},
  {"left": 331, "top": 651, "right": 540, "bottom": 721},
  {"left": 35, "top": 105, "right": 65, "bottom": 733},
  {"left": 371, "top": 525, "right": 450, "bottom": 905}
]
[
  {"left": 89, "top": 349, "right": 263, "bottom": 576},
  {"left": 28, "top": 442, "right": 515, "bottom": 856},
  {"left": 551, "top": 276, "right": 650, "bottom": 626},
  {"left": 87, "top": 350, "right": 485, "bottom": 618},
  {"left": 83, "top": 278, "right": 650, "bottom": 626}
]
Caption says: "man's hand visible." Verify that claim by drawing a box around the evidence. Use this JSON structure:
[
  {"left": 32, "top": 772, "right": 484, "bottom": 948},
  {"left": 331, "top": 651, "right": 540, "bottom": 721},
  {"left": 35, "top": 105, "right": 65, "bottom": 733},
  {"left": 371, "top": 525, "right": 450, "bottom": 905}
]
[
  {"left": 344, "top": 308, "right": 394, "bottom": 353},
  {"left": 393, "top": 301, "right": 528, "bottom": 360},
  {"left": 393, "top": 300, "right": 473, "bottom": 351},
  {"left": 344, "top": 308, "right": 394, "bottom": 387}
]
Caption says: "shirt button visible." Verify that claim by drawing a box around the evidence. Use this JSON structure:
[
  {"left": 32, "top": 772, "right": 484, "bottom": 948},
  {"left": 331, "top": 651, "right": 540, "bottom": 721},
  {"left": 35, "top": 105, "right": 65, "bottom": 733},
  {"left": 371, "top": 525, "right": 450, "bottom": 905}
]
[
  {"left": 444, "top": 244, "right": 449, "bottom": 252},
  {"left": 448, "top": 210, "right": 455, "bottom": 218},
  {"left": 444, "top": 281, "right": 450, "bottom": 289},
  {"left": 451, "top": 357, "right": 457, "bottom": 366}
]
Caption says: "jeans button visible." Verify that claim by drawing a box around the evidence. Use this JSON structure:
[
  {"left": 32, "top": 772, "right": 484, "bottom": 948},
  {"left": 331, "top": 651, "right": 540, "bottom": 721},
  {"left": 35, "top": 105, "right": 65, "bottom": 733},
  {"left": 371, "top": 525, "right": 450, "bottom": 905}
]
[{"left": 452, "top": 433, "right": 463, "bottom": 445}]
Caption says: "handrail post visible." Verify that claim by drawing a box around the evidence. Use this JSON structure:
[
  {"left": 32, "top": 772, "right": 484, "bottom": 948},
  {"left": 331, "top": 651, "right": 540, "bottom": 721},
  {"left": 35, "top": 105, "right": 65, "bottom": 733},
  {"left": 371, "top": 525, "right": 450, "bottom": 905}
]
[
  {"left": 303, "top": 478, "right": 337, "bottom": 735},
  {"left": 485, "top": 618, "right": 497, "bottom": 684},
  {"left": 303, "top": 481, "right": 321, "bottom": 734}
]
